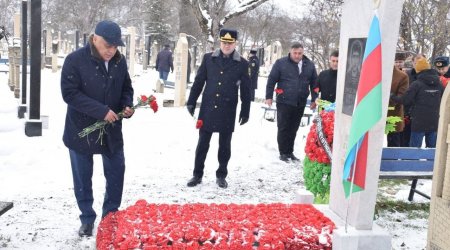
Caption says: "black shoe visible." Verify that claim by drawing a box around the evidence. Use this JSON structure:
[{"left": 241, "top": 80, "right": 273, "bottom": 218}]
[
  {"left": 78, "top": 223, "right": 94, "bottom": 237},
  {"left": 216, "top": 177, "right": 228, "bottom": 188},
  {"left": 187, "top": 176, "right": 202, "bottom": 187},
  {"left": 289, "top": 153, "right": 300, "bottom": 161},
  {"left": 279, "top": 154, "right": 290, "bottom": 162}
]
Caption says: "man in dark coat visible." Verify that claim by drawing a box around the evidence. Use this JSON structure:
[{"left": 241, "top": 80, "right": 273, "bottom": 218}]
[
  {"left": 186, "top": 28, "right": 251, "bottom": 189},
  {"left": 248, "top": 48, "right": 260, "bottom": 101},
  {"left": 391, "top": 57, "right": 443, "bottom": 148},
  {"left": 60, "top": 20, "right": 134, "bottom": 237},
  {"left": 387, "top": 51, "right": 409, "bottom": 147},
  {"left": 156, "top": 44, "right": 174, "bottom": 81},
  {"left": 265, "top": 42, "right": 318, "bottom": 162},
  {"left": 314, "top": 50, "right": 338, "bottom": 103}
]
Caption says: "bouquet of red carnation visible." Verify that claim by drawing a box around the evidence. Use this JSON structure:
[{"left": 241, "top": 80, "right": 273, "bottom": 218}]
[{"left": 78, "top": 95, "right": 158, "bottom": 142}]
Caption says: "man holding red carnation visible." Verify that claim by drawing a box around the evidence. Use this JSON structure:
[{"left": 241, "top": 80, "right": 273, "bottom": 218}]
[
  {"left": 265, "top": 42, "right": 318, "bottom": 162},
  {"left": 186, "top": 28, "right": 251, "bottom": 188},
  {"left": 60, "top": 20, "right": 134, "bottom": 237}
]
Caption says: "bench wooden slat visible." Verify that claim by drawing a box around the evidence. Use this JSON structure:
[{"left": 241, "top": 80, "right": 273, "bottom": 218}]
[
  {"left": 379, "top": 171, "right": 432, "bottom": 179},
  {"left": 380, "top": 147, "right": 435, "bottom": 201},
  {"left": 380, "top": 160, "right": 434, "bottom": 172},
  {"left": 381, "top": 147, "right": 435, "bottom": 160}
]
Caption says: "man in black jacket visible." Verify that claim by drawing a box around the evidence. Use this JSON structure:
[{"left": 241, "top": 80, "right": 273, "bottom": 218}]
[
  {"left": 265, "top": 42, "right": 318, "bottom": 162},
  {"left": 185, "top": 28, "right": 251, "bottom": 188},
  {"left": 248, "top": 48, "right": 260, "bottom": 101},
  {"left": 391, "top": 57, "right": 443, "bottom": 148},
  {"left": 315, "top": 50, "right": 339, "bottom": 103},
  {"left": 155, "top": 44, "right": 174, "bottom": 81}
]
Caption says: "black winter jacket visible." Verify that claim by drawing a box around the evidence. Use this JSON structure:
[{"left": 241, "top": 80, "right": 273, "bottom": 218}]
[
  {"left": 391, "top": 69, "right": 443, "bottom": 132},
  {"left": 316, "top": 69, "right": 337, "bottom": 103},
  {"left": 266, "top": 54, "right": 317, "bottom": 107}
]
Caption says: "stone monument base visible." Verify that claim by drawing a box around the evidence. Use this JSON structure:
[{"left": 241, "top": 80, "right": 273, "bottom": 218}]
[
  {"left": 17, "top": 105, "right": 26, "bottom": 118},
  {"left": 25, "top": 120, "right": 42, "bottom": 137},
  {"left": 315, "top": 205, "right": 391, "bottom": 250}
]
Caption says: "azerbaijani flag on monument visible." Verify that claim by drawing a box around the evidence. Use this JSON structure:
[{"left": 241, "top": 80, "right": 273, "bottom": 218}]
[{"left": 343, "top": 14, "right": 382, "bottom": 198}]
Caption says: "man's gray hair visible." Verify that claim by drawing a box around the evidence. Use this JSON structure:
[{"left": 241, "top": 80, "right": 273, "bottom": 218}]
[{"left": 291, "top": 42, "right": 304, "bottom": 49}]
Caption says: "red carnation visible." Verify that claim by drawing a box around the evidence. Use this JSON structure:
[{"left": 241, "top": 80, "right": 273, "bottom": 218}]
[
  {"left": 140, "top": 95, "right": 148, "bottom": 103},
  {"left": 150, "top": 100, "right": 158, "bottom": 113},
  {"left": 275, "top": 88, "right": 284, "bottom": 94},
  {"left": 196, "top": 119, "right": 203, "bottom": 129}
]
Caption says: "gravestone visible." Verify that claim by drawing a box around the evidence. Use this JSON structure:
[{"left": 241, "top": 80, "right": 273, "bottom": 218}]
[
  {"left": 427, "top": 86, "right": 450, "bottom": 249},
  {"left": 155, "top": 78, "right": 164, "bottom": 93},
  {"left": 150, "top": 42, "right": 158, "bottom": 67},
  {"left": 173, "top": 33, "right": 188, "bottom": 107},
  {"left": 327, "top": 0, "right": 404, "bottom": 249},
  {"left": 127, "top": 26, "right": 136, "bottom": 77},
  {"left": 45, "top": 29, "right": 51, "bottom": 57},
  {"left": 25, "top": 0, "right": 42, "bottom": 137},
  {"left": 18, "top": 0, "right": 28, "bottom": 118}
]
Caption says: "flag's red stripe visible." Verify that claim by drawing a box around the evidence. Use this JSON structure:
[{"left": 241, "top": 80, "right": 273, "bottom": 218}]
[
  {"left": 346, "top": 134, "right": 368, "bottom": 189},
  {"left": 356, "top": 45, "right": 382, "bottom": 105},
  {"left": 354, "top": 133, "right": 368, "bottom": 188}
]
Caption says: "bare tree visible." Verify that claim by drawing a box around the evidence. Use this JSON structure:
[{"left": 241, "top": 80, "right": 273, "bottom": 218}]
[
  {"left": 296, "top": 0, "right": 341, "bottom": 71},
  {"left": 399, "top": 0, "right": 450, "bottom": 59},
  {"left": 182, "top": 0, "right": 270, "bottom": 45}
]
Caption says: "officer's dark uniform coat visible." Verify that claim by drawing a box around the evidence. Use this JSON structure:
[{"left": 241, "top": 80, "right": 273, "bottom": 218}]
[{"left": 187, "top": 49, "right": 251, "bottom": 133}]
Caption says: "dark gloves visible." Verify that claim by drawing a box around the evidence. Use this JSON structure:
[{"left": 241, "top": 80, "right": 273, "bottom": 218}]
[
  {"left": 239, "top": 116, "right": 248, "bottom": 125},
  {"left": 187, "top": 105, "right": 195, "bottom": 116}
]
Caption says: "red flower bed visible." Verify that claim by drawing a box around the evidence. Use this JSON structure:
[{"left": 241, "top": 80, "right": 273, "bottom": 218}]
[{"left": 97, "top": 200, "right": 335, "bottom": 249}]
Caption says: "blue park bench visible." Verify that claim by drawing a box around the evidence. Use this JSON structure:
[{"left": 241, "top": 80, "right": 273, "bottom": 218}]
[
  {"left": 379, "top": 147, "right": 435, "bottom": 201},
  {"left": 0, "top": 201, "right": 13, "bottom": 216}
]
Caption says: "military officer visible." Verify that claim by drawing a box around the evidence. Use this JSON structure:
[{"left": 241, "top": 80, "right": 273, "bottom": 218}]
[
  {"left": 434, "top": 56, "right": 450, "bottom": 88},
  {"left": 248, "top": 48, "right": 260, "bottom": 101},
  {"left": 186, "top": 28, "right": 251, "bottom": 189}
]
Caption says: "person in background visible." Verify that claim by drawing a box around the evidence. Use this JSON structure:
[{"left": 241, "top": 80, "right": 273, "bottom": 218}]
[
  {"left": 401, "top": 53, "right": 423, "bottom": 147},
  {"left": 265, "top": 42, "right": 318, "bottom": 162},
  {"left": 314, "top": 50, "right": 339, "bottom": 103},
  {"left": 248, "top": 48, "right": 260, "bottom": 101},
  {"left": 391, "top": 57, "right": 443, "bottom": 148},
  {"left": 60, "top": 20, "right": 134, "bottom": 237},
  {"left": 433, "top": 56, "right": 450, "bottom": 88},
  {"left": 185, "top": 28, "right": 251, "bottom": 189},
  {"left": 155, "top": 44, "right": 174, "bottom": 81},
  {"left": 387, "top": 51, "right": 409, "bottom": 147}
]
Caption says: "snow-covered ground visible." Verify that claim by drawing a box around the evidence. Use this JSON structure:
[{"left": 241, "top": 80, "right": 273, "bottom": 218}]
[{"left": 0, "top": 64, "right": 429, "bottom": 249}]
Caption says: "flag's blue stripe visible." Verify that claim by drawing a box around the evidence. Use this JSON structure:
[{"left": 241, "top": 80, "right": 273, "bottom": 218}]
[
  {"left": 343, "top": 136, "right": 365, "bottom": 180},
  {"left": 363, "top": 15, "right": 380, "bottom": 61}
]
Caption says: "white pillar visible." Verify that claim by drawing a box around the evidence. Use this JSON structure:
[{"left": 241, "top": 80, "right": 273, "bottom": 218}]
[
  {"left": 174, "top": 33, "right": 188, "bottom": 107},
  {"left": 127, "top": 26, "right": 136, "bottom": 77},
  {"left": 328, "top": 0, "right": 404, "bottom": 249}
]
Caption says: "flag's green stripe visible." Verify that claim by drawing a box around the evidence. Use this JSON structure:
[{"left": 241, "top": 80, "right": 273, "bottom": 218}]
[
  {"left": 343, "top": 180, "right": 364, "bottom": 198},
  {"left": 346, "top": 83, "right": 382, "bottom": 158}
]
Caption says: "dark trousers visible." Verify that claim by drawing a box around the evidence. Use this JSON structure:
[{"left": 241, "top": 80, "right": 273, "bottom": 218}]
[
  {"left": 276, "top": 102, "right": 305, "bottom": 155},
  {"left": 400, "top": 122, "right": 411, "bottom": 147},
  {"left": 193, "top": 129, "right": 233, "bottom": 178},
  {"left": 250, "top": 89, "right": 256, "bottom": 102},
  {"left": 387, "top": 132, "right": 402, "bottom": 147},
  {"left": 69, "top": 148, "right": 125, "bottom": 224}
]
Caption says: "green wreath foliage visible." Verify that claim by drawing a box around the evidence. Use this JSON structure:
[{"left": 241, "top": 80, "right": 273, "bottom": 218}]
[{"left": 303, "top": 156, "right": 331, "bottom": 202}]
